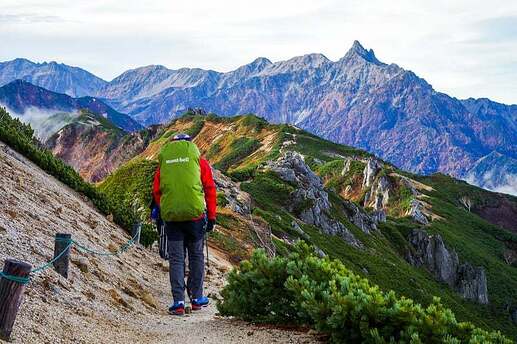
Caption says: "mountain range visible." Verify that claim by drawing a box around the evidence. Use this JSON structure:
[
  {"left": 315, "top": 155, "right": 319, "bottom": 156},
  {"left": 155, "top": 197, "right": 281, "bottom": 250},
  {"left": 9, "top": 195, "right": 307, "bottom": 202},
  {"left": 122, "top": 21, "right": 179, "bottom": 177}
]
[{"left": 0, "top": 41, "right": 515, "bottom": 194}]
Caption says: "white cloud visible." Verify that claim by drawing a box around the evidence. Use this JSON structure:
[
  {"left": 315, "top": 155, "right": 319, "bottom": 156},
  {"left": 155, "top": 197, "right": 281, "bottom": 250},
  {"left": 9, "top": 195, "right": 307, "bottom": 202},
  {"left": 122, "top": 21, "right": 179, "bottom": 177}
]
[
  {"left": 1, "top": 0, "right": 516, "bottom": 104},
  {"left": 1, "top": 104, "right": 79, "bottom": 141}
]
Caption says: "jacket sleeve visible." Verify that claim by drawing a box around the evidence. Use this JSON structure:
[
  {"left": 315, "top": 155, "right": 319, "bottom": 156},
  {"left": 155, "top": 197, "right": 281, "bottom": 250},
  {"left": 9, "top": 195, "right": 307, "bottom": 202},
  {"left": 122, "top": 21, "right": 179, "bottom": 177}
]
[
  {"left": 200, "top": 158, "right": 217, "bottom": 220},
  {"left": 152, "top": 167, "right": 161, "bottom": 206}
]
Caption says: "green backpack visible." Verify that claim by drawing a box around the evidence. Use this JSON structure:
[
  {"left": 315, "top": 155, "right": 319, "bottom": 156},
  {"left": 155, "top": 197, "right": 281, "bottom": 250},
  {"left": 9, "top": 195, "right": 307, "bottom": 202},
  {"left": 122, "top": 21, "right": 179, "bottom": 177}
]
[{"left": 158, "top": 140, "right": 206, "bottom": 222}]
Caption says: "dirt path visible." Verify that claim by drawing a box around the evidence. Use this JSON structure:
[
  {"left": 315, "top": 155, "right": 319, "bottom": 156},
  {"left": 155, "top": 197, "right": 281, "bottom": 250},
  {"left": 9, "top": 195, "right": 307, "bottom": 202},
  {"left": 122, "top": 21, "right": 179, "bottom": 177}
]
[{"left": 0, "top": 141, "right": 318, "bottom": 344}]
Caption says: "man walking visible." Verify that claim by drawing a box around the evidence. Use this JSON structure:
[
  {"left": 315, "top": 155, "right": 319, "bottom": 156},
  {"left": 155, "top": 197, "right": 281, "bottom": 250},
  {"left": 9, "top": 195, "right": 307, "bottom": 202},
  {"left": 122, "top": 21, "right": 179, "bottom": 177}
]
[{"left": 152, "top": 133, "right": 217, "bottom": 316}]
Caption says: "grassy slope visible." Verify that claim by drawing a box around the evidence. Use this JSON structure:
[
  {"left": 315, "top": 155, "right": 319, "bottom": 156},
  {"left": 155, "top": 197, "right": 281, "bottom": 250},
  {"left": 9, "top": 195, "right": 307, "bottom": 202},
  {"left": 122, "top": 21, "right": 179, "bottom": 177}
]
[{"left": 99, "top": 113, "right": 517, "bottom": 336}]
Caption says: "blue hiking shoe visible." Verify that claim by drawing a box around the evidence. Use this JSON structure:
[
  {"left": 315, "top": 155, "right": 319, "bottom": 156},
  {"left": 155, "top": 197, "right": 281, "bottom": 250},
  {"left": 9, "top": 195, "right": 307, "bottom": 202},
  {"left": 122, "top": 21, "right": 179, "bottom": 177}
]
[
  {"left": 191, "top": 296, "right": 209, "bottom": 311},
  {"left": 168, "top": 301, "right": 185, "bottom": 316}
]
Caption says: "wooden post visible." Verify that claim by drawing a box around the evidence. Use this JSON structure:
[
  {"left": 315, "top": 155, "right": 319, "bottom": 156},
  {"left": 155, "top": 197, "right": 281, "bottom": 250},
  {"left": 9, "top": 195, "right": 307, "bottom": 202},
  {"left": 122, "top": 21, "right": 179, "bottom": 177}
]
[
  {"left": 131, "top": 223, "right": 141, "bottom": 245},
  {"left": 0, "top": 259, "right": 32, "bottom": 341},
  {"left": 53, "top": 233, "right": 72, "bottom": 278}
]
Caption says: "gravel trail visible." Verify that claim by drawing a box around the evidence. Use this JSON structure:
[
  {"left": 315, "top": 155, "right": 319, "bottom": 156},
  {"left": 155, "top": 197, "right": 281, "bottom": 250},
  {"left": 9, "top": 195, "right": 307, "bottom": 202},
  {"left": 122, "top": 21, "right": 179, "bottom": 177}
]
[{"left": 0, "top": 141, "right": 318, "bottom": 344}]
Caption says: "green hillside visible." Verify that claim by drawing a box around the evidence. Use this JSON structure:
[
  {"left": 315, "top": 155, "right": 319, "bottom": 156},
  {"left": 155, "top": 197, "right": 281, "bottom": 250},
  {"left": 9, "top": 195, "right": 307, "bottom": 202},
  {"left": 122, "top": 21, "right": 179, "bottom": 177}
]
[{"left": 98, "top": 113, "right": 517, "bottom": 339}]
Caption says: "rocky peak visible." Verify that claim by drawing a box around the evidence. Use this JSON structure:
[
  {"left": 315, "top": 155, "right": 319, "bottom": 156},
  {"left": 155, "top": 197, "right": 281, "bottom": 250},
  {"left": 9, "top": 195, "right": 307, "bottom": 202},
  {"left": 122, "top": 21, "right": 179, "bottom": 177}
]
[
  {"left": 407, "top": 229, "right": 489, "bottom": 304},
  {"left": 342, "top": 40, "right": 383, "bottom": 65},
  {"left": 248, "top": 57, "right": 273, "bottom": 70}
]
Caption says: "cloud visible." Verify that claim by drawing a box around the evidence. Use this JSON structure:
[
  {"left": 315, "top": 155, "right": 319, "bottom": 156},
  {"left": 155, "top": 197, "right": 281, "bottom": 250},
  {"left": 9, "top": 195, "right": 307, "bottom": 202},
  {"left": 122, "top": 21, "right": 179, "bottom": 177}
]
[
  {"left": 465, "top": 170, "right": 517, "bottom": 196},
  {"left": 0, "top": 0, "right": 516, "bottom": 104},
  {"left": 1, "top": 104, "right": 79, "bottom": 141},
  {"left": 0, "top": 13, "right": 64, "bottom": 24}
]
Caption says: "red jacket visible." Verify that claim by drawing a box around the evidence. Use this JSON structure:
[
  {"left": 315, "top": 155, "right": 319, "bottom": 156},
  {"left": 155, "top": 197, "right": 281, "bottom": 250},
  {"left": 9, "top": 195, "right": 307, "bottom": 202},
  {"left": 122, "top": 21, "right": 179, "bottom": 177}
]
[{"left": 153, "top": 158, "right": 217, "bottom": 221}]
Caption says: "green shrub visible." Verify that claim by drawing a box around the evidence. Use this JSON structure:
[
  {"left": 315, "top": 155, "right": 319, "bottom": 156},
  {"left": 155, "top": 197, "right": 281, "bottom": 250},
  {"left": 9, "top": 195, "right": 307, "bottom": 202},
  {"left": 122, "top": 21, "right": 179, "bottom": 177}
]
[
  {"left": 217, "top": 192, "right": 229, "bottom": 207},
  {"left": 218, "top": 242, "right": 511, "bottom": 343},
  {"left": 228, "top": 165, "right": 257, "bottom": 181}
]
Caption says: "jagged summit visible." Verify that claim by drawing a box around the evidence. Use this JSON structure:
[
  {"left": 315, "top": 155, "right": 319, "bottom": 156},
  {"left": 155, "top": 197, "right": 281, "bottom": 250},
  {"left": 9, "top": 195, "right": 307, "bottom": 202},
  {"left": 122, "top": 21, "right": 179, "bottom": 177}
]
[
  {"left": 342, "top": 40, "right": 383, "bottom": 65},
  {"left": 250, "top": 57, "right": 273, "bottom": 67}
]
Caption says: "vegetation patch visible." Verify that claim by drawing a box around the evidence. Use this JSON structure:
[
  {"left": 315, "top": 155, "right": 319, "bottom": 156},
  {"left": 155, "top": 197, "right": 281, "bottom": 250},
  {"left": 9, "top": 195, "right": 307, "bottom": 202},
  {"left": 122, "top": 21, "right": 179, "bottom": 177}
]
[
  {"left": 213, "top": 137, "right": 261, "bottom": 171},
  {"left": 241, "top": 171, "right": 295, "bottom": 210},
  {"left": 218, "top": 242, "right": 511, "bottom": 343}
]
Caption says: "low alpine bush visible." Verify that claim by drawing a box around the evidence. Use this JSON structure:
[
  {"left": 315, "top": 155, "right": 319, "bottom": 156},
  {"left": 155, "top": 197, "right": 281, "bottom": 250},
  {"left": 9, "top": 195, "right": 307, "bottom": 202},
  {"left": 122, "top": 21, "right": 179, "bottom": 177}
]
[{"left": 217, "top": 241, "right": 511, "bottom": 343}]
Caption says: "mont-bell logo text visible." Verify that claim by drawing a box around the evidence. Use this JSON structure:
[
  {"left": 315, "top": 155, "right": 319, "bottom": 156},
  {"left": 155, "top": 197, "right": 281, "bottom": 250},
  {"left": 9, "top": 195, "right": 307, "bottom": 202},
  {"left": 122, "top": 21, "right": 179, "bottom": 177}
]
[{"left": 166, "top": 157, "right": 190, "bottom": 164}]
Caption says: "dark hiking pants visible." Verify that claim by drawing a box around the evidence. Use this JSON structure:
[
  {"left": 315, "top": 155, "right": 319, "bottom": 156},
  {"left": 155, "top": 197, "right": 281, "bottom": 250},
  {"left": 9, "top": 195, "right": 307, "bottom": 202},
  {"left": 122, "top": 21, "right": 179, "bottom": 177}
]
[{"left": 165, "top": 216, "right": 206, "bottom": 302}]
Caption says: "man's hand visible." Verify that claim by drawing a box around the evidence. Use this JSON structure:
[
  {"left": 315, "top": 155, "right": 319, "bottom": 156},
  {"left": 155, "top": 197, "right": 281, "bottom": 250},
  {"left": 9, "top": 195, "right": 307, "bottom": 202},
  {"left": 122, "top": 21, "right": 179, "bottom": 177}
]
[
  {"left": 206, "top": 219, "right": 216, "bottom": 232},
  {"left": 151, "top": 206, "right": 160, "bottom": 221}
]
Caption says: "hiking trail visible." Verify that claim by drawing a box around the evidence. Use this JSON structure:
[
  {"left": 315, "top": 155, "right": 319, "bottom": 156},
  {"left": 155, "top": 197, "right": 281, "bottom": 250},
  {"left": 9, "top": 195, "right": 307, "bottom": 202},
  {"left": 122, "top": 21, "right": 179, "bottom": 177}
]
[{"left": 0, "top": 141, "right": 318, "bottom": 343}]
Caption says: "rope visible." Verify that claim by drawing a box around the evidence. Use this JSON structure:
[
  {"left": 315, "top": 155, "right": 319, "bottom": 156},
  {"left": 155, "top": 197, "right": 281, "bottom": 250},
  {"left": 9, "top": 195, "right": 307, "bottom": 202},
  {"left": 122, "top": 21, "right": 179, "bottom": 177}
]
[
  {"left": 0, "top": 271, "right": 30, "bottom": 285},
  {"left": 0, "top": 227, "right": 140, "bottom": 285},
  {"left": 72, "top": 231, "right": 139, "bottom": 256}
]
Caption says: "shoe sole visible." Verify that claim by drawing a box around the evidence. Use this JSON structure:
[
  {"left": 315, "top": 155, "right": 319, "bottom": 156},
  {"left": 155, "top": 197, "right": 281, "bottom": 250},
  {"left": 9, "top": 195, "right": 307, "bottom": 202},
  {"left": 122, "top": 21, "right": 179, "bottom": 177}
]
[
  {"left": 168, "top": 310, "right": 185, "bottom": 316},
  {"left": 191, "top": 303, "right": 209, "bottom": 311}
]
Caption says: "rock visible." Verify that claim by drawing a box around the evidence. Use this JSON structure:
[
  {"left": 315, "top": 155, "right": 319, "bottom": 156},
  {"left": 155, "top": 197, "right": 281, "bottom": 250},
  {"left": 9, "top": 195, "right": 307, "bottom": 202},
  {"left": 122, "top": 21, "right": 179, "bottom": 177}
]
[
  {"left": 371, "top": 210, "right": 386, "bottom": 223},
  {"left": 456, "top": 263, "right": 488, "bottom": 305},
  {"left": 213, "top": 169, "right": 251, "bottom": 215},
  {"left": 108, "top": 288, "right": 133, "bottom": 310},
  {"left": 362, "top": 158, "right": 381, "bottom": 188},
  {"left": 363, "top": 172, "right": 391, "bottom": 211},
  {"left": 268, "top": 151, "right": 363, "bottom": 248},
  {"left": 407, "top": 199, "right": 428, "bottom": 225},
  {"left": 107, "top": 214, "right": 114, "bottom": 222},
  {"left": 341, "top": 158, "right": 352, "bottom": 176},
  {"left": 341, "top": 200, "right": 377, "bottom": 233},
  {"left": 72, "top": 257, "right": 89, "bottom": 273},
  {"left": 291, "top": 221, "right": 310, "bottom": 240},
  {"left": 314, "top": 246, "right": 326, "bottom": 257},
  {"left": 510, "top": 308, "right": 517, "bottom": 325},
  {"left": 406, "top": 229, "right": 488, "bottom": 304},
  {"left": 141, "top": 291, "right": 158, "bottom": 309}
]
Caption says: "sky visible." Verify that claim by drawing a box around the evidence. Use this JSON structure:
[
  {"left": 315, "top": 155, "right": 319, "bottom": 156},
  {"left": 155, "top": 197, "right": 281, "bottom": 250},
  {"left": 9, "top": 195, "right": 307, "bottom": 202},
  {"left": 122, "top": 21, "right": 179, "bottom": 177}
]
[{"left": 1, "top": 0, "right": 517, "bottom": 104}]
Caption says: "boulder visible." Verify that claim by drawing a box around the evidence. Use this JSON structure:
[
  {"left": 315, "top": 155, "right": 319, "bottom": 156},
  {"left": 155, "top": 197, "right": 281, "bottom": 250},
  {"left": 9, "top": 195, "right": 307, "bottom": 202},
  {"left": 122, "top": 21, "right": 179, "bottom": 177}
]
[
  {"left": 456, "top": 263, "right": 489, "bottom": 305},
  {"left": 371, "top": 210, "right": 387, "bottom": 223},
  {"left": 406, "top": 229, "right": 488, "bottom": 304}
]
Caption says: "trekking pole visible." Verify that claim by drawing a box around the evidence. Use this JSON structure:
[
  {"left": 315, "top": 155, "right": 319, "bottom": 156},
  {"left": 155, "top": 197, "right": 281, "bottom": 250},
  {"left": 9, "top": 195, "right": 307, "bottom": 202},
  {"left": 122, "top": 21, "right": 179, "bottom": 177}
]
[{"left": 205, "top": 233, "right": 210, "bottom": 268}]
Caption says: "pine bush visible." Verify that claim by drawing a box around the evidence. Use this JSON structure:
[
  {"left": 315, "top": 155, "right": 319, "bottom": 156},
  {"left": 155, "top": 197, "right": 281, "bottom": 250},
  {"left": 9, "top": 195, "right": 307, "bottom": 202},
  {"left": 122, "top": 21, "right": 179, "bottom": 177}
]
[{"left": 218, "top": 242, "right": 511, "bottom": 343}]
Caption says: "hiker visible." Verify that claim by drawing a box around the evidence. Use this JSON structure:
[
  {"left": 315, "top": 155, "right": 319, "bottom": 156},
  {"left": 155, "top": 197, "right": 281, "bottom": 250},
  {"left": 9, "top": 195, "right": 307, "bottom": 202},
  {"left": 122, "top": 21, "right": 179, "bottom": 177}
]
[{"left": 151, "top": 133, "right": 217, "bottom": 316}]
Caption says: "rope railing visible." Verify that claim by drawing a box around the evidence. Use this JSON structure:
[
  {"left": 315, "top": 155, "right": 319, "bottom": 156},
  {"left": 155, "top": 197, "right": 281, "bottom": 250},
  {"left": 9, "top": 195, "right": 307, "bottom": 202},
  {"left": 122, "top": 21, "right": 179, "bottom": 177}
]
[
  {"left": 0, "top": 225, "right": 142, "bottom": 340},
  {"left": 0, "top": 229, "right": 140, "bottom": 285}
]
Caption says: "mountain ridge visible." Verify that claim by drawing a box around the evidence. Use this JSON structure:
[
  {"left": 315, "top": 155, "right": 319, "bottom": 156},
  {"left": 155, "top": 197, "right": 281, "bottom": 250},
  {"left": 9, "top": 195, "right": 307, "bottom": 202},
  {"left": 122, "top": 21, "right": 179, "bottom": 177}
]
[{"left": 1, "top": 41, "right": 516, "bottom": 195}]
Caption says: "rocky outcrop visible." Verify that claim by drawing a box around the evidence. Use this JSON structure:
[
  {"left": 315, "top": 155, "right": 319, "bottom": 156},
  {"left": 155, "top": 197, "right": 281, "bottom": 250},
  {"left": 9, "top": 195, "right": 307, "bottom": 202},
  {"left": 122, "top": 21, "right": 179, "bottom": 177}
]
[
  {"left": 267, "top": 151, "right": 363, "bottom": 248},
  {"left": 362, "top": 158, "right": 392, "bottom": 215},
  {"left": 407, "top": 199, "right": 429, "bottom": 225},
  {"left": 213, "top": 169, "right": 251, "bottom": 215},
  {"left": 406, "top": 229, "right": 489, "bottom": 304},
  {"left": 362, "top": 158, "right": 382, "bottom": 188},
  {"left": 341, "top": 200, "right": 377, "bottom": 234}
]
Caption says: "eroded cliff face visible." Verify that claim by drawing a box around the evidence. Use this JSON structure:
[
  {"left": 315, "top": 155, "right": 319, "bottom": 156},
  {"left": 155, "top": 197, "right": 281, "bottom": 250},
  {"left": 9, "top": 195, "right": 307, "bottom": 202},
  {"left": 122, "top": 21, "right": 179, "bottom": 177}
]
[
  {"left": 46, "top": 121, "right": 159, "bottom": 182},
  {"left": 406, "top": 229, "right": 489, "bottom": 304}
]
